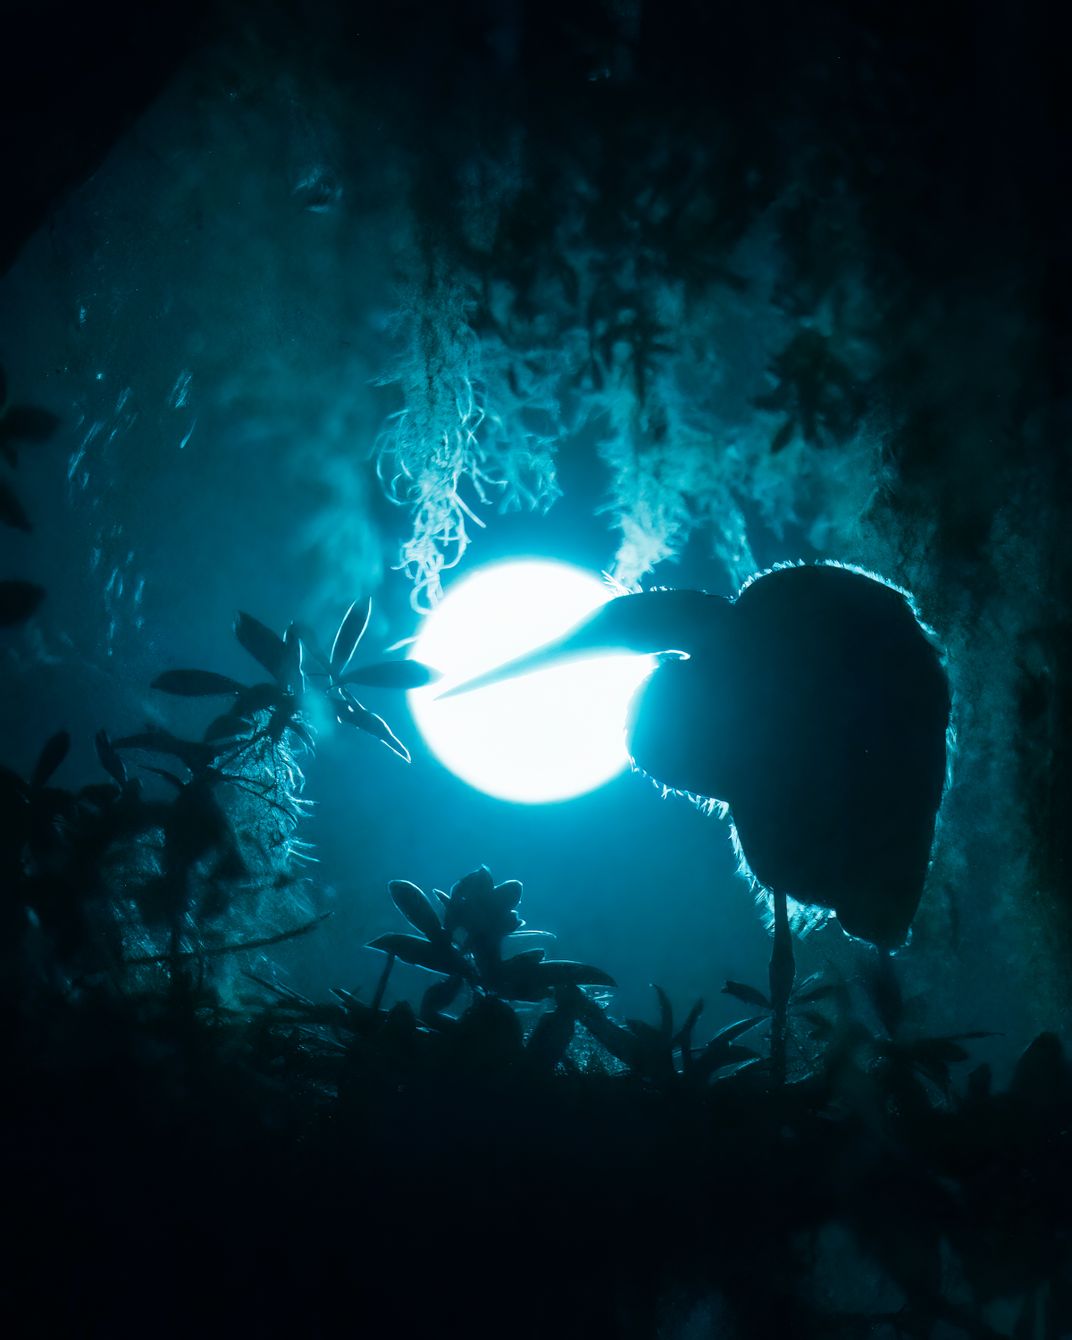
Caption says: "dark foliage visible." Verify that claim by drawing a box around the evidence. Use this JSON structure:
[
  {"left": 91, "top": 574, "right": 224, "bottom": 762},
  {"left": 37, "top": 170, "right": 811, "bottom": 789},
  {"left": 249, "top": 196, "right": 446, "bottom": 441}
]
[
  {"left": 3, "top": 848, "right": 1070, "bottom": 1338},
  {"left": 0, "top": 595, "right": 422, "bottom": 992}
]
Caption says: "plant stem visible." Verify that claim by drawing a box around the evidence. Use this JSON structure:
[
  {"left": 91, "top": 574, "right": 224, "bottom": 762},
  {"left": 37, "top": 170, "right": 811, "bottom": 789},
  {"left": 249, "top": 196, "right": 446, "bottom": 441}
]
[
  {"left": 127, "top": 913, "right": 332, "bottom": 966},
  {"left": 768, "top": 887, "right": 795, "bottom": 1087}
]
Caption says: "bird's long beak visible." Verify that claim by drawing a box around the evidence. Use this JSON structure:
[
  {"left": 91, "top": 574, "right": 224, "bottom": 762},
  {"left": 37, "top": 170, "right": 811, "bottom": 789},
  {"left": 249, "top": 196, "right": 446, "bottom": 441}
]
[
  {"left": 437, "top": 613, "right": 611, "bottom": 700},
  {"left": 437, "top": 588, "right": 721, "bottom": 700}
]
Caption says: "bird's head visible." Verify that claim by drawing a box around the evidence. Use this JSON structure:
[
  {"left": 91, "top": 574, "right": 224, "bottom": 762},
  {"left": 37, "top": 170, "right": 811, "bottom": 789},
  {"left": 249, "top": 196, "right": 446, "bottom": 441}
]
[{"left": 441, "top": 587, "right": 744, "bottom": 803}]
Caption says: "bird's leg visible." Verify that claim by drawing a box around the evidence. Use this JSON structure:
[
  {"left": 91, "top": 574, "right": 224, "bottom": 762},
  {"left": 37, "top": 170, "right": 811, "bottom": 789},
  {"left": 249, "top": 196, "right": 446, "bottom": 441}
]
[{"left": 768, "top": 887, "right": 795, "bottom": 1087}]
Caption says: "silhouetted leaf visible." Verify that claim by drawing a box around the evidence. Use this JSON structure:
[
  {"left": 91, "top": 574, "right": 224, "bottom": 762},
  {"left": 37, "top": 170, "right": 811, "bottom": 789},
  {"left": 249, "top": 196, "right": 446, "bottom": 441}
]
[
  {"left": 0, "top": 579, "right": 45, "bottom": 625},
  {"left": 494, "top": 879, "right": 523, "bottom": 909},
  {"left": 330, "top": 598, "right": 371, "bottom": 679},
  {"left": 290, "top": 624, "right": 331, "bottom": 675},
  {"left": 438, "top": 869, "right": 527, "bottom": 957},
  {"left": 282, "top": 623, "right": 304, "bottom": 694},
  {"left": 114, "top": 730, "right": 217, "bottom": 771},
  {"left": 1, "top": 405, "right": 60, "bottom": 443},
  {"left": 793, "top": 973, "right": 838, "bottom": 1005},
  {"left": 339, "top": 660, "right": 442, "bottom": 689},
  {"left": 653, "top": 984, "right": 673, "bottom": 1041},
  {"left": 672, "top": 998, "right": 704, "bottom": 1051},
  {"left": 800, "top": 1009, "right": 834, "bottom": 1038},
  {"left": 487, "top": 950, "right": 587, "bottom": 1002},
  {"left": 336, "top": 695, "right": 411, "bottom": 762},
  {"left": 152, "top": 669, "right": 246, "bottom": 697},
  {"left": 503, "top": 948, "right": 547, "bottom": 966},
  {"left": 691, "top": 1015, "right": 765, "bottom": 1081},
  {"left": 94, "top": 729, "right": 127, "bottom": 786},
  {"left": 420, "top": 974, "right": 464, "bottom": 1024},
  {"left": 31, "top": 730, "right": 69, "bottom": 788},
  {"left": 441, "top": 866, "right": 491, "bottom": 935},
  {"left": 389, "top": 880, "right": 445, "bottom": 941},
  {"left": 704, "top": 1015, "right": 766, "bottom": 1051},
  {"left": 367, "top": 932, "right": 466, "bottom": 976},
  {"left": 494, "top": 950, "right": 551, "bottom": 1001},
  {"left": 537, "top": 960, "right": 617, "bottom": 989},
  {"left": 0, "top": 481, "right": 31, "bottom": 531},
  {"left": 204, "top": 683, "right": 291, "bottom": 741},
  {"left": 203, "top": 713, "right": 248, "bottom": 743},
  {"left": 235, "top": 611, "right": 287, "bottom": 682},
  {"left": 722, "top": 981, "right": 770, "bottom": 1010},
  {"left": 139, "top": 765, "right": 186, "bottom": 790},
  {"left": 503, "top": 929, "right": 556, "bottom": 947},
  {"left": 711, "top": 1053, "right": 764, "bottom": 1081},
  {"left": 451, "top": 866, "right": 494, "bottom": 900}
]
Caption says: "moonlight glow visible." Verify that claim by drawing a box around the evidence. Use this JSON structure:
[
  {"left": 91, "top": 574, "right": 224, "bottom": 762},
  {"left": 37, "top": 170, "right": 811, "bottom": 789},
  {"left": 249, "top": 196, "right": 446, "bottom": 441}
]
[{"left": 409, "top": 560, "right": 656, "bottom": 803}]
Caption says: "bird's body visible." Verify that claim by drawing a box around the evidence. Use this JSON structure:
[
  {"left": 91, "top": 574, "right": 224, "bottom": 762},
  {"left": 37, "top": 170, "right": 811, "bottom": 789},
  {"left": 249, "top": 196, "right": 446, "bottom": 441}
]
[
  {"left": 444, "top": 561, "right": 952, "bottom": 949},
  {"left": 626, "top": 565, "right": 950, "bottom": 946}
]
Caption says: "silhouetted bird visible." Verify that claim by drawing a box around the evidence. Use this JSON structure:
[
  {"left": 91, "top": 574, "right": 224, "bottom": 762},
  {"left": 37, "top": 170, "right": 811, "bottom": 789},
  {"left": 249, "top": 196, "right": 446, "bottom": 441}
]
[{"left": 444, "top": 563, "right": 951, "bottom": 949}]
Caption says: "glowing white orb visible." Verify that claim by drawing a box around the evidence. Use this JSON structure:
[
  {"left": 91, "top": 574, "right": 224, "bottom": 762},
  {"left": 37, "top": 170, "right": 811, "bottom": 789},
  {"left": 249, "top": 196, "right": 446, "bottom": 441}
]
[{"left": 409, "top": 560, "right": 656, "bottom": 804}]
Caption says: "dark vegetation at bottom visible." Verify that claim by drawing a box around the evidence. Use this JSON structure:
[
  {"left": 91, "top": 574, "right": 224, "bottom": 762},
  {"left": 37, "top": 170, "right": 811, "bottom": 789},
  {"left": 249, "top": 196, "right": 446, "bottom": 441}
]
[{"left": 4, "top": 978, "right": 1071, "bottom": 1338}]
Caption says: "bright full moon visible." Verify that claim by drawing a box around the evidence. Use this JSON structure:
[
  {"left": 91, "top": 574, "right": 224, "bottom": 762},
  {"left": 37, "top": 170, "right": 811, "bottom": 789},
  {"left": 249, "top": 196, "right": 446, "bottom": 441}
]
[{"left": 409, "top": 560, "right": 656, "bottom": 803}]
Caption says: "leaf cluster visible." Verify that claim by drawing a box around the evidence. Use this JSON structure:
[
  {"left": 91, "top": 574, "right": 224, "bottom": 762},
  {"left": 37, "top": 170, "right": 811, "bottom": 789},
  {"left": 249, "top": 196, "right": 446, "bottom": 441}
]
[
  {"left": 0, "top": 595, "right": 438, "bottom": 991},
  {"left": 145, "top": 596, "right": 436, "bottom": 765},
  {"left": 368, "top": 867, "right": 615, "bottom": 1036}
]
